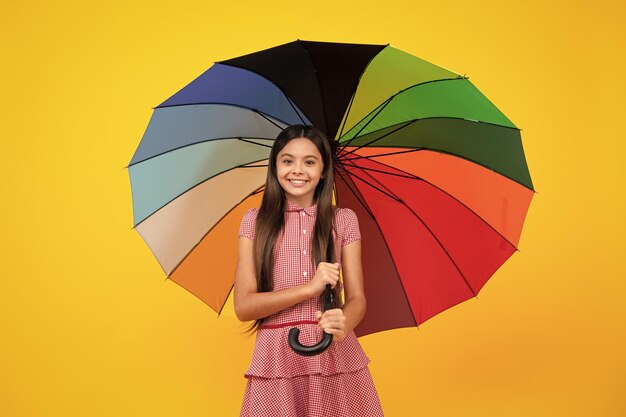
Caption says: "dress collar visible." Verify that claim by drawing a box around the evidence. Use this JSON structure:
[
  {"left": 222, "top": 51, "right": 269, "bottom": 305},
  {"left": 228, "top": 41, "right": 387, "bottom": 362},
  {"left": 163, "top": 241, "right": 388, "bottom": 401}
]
[{"left": 285, "top": 200, "right": 318, "bottom": 216}]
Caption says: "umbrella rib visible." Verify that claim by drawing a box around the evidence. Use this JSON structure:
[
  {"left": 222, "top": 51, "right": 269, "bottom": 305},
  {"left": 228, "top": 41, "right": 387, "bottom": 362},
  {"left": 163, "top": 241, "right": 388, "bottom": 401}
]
[
  {"left": 334, "top": 165, "right": 378, "bottom": 219},
  {"left": 337, "top": 90, "right": 357, "bottom": 140},
  {"left": 254, "top": 110, "right": 285, "bottom": 130},
  {"left": 127, "top": 136, "right": 274, "bottom": 168},
  {"left": 238, "top": 138, "right": 274, "bottom": 148},
  {"left": 284, "top": 96, "right": 308, "bottom": 126},
  {"left": 336, "top": 76, "right": 467, "bottom": 151},
  {"left": 341, "top": 147, "right": 421, "bottom": 161},
  {"left": 337, "top": 165, "right": 402, "bottom": 203},
  {"left": 337, "top": 120, "right": 412, "bottom": 157},
  {"left": 339, "top": 158, "right": 420, "bottom": 180},
  {"left": 337, "top": 44, "right": 390, "bottom": 140},
  {"left": 156, "top": 101, "right": 296, "bottom": 129},
  {"left": 217, "top": 62, "right": 316, "bottom": 126},
  {"left": 346, "top": 164, "right": 478, "bottom": 298},
  {"left": 339, "top": 156, "right": 520, "bottom": 250},
  {"left": 240, "top": 163, "right": 269, "bottom": 168},
  {"left": 300, "top": 41, "right": 329, "bottom": 134},
  {"left": 334, "top": 166, "right": 419, "bottom": 328},
  {"left": 132, "top": 159, "right": 269, "bottom": 229},
  {"left": 338, "top": 99, "right": 392, "bottom": 152},
  {"left": 338, "top": 116, "right": 521, "bottom": 161}
]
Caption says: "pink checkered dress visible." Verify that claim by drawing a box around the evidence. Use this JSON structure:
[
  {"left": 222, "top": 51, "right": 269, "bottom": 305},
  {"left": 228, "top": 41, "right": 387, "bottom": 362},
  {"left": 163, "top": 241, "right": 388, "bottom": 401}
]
[{"left": 238, "top": 201, "right": 384, "bottom": 416}]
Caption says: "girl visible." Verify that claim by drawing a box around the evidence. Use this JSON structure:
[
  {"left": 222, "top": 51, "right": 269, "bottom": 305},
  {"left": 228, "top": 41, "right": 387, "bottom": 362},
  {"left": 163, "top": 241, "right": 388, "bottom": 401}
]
[{"left": 234, "top": 125, "right": 384, "bottom": 416}]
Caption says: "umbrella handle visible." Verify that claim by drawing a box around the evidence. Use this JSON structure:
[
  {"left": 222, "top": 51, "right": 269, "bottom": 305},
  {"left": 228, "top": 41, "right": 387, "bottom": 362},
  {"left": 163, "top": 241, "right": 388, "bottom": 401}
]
[{"left": 288, "top": 284, "right": 334, "bottom": 356}]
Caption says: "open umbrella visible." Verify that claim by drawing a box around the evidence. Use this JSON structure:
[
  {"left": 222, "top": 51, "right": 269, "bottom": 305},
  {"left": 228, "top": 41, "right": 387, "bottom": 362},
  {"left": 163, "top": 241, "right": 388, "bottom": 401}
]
[{"left": 128, "top": 40, "right": 534, "bottom": 350}]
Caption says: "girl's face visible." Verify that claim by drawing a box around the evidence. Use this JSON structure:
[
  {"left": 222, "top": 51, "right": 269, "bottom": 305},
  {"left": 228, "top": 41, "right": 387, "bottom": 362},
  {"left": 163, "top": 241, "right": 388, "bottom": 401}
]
[{"left": 275, "top": 137, "right": 324, "bottom": 207}]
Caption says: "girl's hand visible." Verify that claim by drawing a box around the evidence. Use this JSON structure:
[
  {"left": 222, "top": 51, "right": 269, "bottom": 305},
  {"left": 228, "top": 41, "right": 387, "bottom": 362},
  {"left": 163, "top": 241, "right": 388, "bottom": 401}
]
[
  {"left": 316, "top": 309, "right": 347, "bottom": 342},
  {"left": 306, "top": 262, "right": 340, "bottom": 297}
]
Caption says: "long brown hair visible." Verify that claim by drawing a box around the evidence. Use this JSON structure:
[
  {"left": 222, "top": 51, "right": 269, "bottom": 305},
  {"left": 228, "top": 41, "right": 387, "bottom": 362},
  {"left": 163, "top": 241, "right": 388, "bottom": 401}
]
[{"left": 248, "top": 125, "right": 341, "bottom": 333}]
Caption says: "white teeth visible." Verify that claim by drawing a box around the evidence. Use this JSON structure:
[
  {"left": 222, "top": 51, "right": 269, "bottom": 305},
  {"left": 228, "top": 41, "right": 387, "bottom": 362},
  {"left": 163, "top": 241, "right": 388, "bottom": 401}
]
[{"left": 289, "top": 180, "right": 306, "bottom": 185}]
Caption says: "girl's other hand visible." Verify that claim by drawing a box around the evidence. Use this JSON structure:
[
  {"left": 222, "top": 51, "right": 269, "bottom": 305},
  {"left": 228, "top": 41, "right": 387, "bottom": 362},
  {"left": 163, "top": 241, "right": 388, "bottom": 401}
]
[
  {"left": 316, "top": 309, "right": 346, "bottom": 342},
  {"left": 306, "top": 262, "right": 340, "bottom": 297}
]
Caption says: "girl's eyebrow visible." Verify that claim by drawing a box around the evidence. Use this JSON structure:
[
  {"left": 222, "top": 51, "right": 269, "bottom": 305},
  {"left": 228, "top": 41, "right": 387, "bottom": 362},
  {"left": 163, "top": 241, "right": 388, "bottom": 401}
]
[{"left": 279, "top": 153, "right": 319, "bottom": 159}]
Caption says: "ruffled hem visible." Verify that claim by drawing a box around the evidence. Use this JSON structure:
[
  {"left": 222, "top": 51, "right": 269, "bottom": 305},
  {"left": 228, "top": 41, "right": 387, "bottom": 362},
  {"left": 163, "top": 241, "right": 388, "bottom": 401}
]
[
  {"left": 240, "top": 366, "right": 384, "bottom": 417},
  {"left": 244, "top": 324, "right": 371, "bottom": 379}
]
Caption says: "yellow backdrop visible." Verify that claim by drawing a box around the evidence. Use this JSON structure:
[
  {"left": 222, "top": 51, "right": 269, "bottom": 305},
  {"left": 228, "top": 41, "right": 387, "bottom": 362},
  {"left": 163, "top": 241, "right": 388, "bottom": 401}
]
[{"left": 2, "top": 0, "right": 625, "bottom": 416}]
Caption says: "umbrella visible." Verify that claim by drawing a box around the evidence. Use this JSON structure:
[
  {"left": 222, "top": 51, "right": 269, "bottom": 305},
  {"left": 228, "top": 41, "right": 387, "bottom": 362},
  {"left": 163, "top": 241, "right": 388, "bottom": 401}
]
[{"left": 128, "top": 40, "right": 534, "bottom": 343}]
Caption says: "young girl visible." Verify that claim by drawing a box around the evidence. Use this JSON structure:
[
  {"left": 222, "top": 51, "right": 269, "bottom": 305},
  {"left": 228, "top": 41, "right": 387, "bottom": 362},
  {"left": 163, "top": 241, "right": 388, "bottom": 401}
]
[{"left": 234, "top": 125, "right": 384, "bottom": 416}]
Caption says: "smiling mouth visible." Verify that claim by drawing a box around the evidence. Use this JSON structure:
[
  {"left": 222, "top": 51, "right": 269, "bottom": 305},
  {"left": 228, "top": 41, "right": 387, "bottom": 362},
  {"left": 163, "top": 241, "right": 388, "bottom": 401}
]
[{"left": 288, "top": 179, "right": 308, "bottom": 186}]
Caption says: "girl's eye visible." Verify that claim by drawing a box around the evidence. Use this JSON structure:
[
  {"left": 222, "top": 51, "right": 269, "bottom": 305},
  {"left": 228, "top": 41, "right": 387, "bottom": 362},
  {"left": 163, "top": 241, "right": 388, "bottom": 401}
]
[
  {"left": 305, "top": 160, "right": 315, "bottom": 165},
  {"left": 282, "top": 159, "right": 292, "bottom": 164}
]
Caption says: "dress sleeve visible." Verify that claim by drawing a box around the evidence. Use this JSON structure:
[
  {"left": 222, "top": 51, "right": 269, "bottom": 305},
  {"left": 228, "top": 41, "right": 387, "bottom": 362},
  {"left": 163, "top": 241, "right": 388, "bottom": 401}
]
[
  {"left": 238, "top": 208, "right": 259, "bottom": 240},
  {"left": 339, "top": 208, "right": 361, "bottom": 247}
]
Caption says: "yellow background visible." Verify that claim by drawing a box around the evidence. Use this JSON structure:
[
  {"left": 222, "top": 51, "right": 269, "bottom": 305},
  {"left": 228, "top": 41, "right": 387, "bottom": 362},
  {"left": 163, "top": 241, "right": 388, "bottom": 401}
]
[{"left": 2, "top": 0, "right": 625, "bottom": 416}]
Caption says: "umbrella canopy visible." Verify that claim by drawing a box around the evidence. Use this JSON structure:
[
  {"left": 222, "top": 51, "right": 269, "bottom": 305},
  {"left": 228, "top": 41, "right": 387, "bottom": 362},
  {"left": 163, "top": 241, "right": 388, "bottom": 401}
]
[{"left": 128, "top": 40, "right": 534, "bottom": 337}]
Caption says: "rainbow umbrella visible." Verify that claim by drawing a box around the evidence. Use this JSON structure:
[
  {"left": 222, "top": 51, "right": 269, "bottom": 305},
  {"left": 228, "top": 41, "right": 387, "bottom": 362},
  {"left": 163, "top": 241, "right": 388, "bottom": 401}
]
[{"left": 128, "top": 40, "right": 534, "bottom": 337}]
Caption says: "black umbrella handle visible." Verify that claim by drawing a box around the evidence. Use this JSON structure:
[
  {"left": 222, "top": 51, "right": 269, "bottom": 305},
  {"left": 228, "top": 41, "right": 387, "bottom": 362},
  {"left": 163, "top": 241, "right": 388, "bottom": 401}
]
[{"left": 288, "top": 284, "right": 334, "bottom": 356}]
